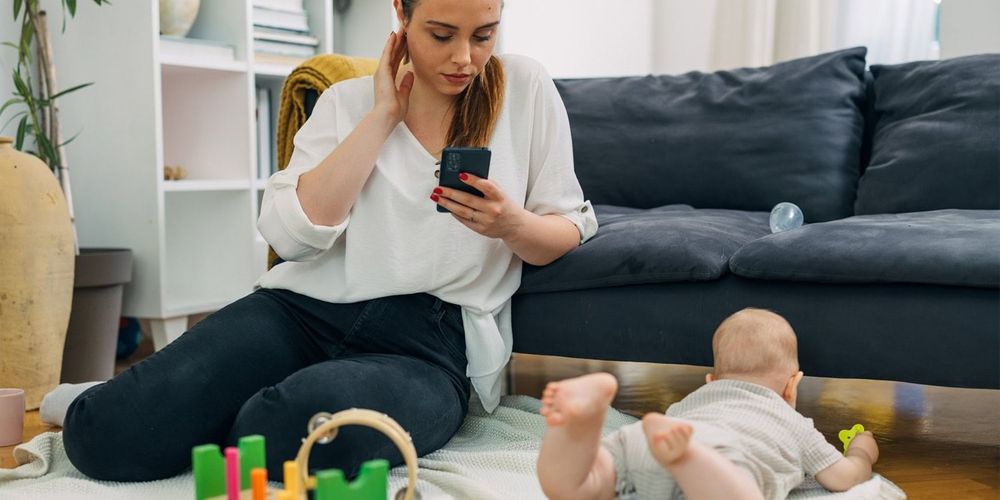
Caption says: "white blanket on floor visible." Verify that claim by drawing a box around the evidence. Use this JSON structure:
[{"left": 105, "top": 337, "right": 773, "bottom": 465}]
[{"left": 0, "top": 395, "right": 905, "bottom": 499}]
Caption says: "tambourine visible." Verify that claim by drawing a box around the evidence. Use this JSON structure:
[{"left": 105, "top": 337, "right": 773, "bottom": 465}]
[{"left": 297, "top": 408, "right": 421, "bottom": 500}]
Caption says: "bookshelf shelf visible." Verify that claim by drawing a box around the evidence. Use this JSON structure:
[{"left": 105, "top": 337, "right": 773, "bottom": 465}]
[
  {"left": 162, "top": 180, "right": 253, "bottom": 192},
  {"left": 161, "top": 58, "right": 250, "bottom": 74},
  {"left": 253, "top": 62, "right": 297, "bottom": 78},
  {"left": 50, "top": 0, "right": 335, "bottom": 351}
]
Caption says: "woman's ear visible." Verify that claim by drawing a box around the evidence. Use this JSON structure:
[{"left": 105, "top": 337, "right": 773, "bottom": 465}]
[{"left": 393, "top": 0, "right": 406, "bottom": 28}]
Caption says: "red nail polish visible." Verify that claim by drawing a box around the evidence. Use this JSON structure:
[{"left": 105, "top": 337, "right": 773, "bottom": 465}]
[
  {"left": 430, "top": 194, "right": 440, "bottom": 202},
  {"left": 433, "top": 187, "right": 443, "bottom": 195},
  {"left": 459, "top": 173, "right": 469, "bottom": 180}
]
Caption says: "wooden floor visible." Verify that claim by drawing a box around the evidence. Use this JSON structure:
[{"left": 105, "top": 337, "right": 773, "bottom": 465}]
[
  {"left": 509, "top": 354, "right": 1000, "bottom": 500},
  {"left": 4, "top": 345, "right": 998, "bottom": 499}
]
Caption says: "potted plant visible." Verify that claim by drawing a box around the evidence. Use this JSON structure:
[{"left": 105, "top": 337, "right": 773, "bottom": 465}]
[{"left": 0, "top": 0, "right": 131, "bottom": 408}]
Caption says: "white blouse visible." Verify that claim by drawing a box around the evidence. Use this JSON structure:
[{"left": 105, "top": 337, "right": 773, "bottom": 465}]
[{"left": 255, "top": 54, "right": 598, "bottom": 412}]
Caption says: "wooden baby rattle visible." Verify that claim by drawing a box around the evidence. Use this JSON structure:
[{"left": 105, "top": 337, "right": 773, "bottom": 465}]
[
  {"left": 193, "top": 408, "right": 420, "bottom": 500},
  {"left": 838, "top": 423, "right": 865, "bottom": 455}
]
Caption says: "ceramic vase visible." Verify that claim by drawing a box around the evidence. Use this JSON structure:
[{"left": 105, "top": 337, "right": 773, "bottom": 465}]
[
  {"left": 160, "top": 0, "right": 201, "bottom": 37},
  {"left": 0, "top": 137, "right": 75, "bottom": 410}
]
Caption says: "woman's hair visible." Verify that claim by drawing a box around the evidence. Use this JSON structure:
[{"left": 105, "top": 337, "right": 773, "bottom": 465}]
[{"left": 401, "top": 0, "right": 506, "bottom": 148}]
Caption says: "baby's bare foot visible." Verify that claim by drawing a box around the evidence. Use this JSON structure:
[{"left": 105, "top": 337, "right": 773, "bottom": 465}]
[
  {"left": 540, "top": 372, "right": 618, "bottom": 427},
  {"left": 642, "top": 413, "right": 693, "bottom": 467}
]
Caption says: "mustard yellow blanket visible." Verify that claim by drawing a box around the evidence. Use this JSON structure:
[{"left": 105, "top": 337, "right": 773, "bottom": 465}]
[{"left": 275, "top": 54, "right": 377, "bottom": 171}]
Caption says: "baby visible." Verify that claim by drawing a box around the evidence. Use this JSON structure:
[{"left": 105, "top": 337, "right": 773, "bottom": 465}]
[{"left": 536, "top": 308, "right": 879, "bottom": 500}]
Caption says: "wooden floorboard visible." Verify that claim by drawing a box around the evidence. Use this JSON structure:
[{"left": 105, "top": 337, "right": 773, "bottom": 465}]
[{"left": 3, "top": 344, "right": 998, "bottom": 499}]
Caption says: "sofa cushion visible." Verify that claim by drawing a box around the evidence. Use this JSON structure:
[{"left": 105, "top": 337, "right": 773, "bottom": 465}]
[
  {"left": 729, "top": 210, "right": 1000, "bottom": 288},
  {"left": 856, "top": 54, "right": 1000, "bottom": 214},
  {"left": 554, "top": 47, "right": 867, "bottom": 222},
  {"left": 519, "top": 205, "right": 770, "bottom": 294}
]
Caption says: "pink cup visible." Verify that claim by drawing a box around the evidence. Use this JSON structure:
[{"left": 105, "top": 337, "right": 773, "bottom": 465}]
[{"left": 0, "top": 388, "right": 26, "bottom": 446}]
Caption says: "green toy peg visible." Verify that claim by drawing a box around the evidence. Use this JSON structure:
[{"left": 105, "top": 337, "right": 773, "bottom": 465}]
[
  {"left": 314, "top": 459, "right": 390, "bottom": 500},
  {"left": 192, "top": 444, "right": 226, "bottom": 500},
  {"left": 238, "top": 435, "right": 266, "bottom": 488}
]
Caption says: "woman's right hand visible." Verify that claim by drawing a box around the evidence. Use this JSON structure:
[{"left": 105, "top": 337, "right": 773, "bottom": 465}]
[{"left": 372, "top": 31, "right": 415, "bottom": 125}]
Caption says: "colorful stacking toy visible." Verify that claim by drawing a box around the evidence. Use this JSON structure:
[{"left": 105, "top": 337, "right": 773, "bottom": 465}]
[{"left": 192, "top": 409, "right": 419, "bottom": 500}]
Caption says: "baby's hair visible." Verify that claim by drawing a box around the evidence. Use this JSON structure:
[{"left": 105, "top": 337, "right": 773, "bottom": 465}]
[{"left": 712, "top": 308, "right": 799, "bottom": 384}]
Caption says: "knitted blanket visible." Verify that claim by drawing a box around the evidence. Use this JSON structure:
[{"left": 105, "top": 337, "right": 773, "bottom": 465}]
[{"left": 0, "top": 395, "right": 905, "bottom": 499}]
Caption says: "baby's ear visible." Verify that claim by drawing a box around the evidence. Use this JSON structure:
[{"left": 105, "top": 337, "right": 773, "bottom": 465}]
[
  {"left": 783, "top": 371, "right": 804, "bottom": 405},
  {"left": 705, "top": 373, "right": 716, "bottom": 384}
]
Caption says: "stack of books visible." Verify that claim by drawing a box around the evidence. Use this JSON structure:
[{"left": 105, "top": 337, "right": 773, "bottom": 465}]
[{"left": 253, "top": 0, "right": 319, "bottom": 65}]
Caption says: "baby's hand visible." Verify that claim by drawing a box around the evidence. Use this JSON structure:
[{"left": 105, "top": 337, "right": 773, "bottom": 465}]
[{"left": 846, "top": 431, "right": 879, "bottom": 464}]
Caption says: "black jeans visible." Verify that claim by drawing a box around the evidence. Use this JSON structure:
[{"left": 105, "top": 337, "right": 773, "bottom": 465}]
[{"left": 63, "top": 289, "right": 470, "bottom": 482}]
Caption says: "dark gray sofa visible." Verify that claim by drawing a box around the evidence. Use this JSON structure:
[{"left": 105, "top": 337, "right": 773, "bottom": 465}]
[{"left": 512, "top": 47, "right": 1000, "bottom": 390}]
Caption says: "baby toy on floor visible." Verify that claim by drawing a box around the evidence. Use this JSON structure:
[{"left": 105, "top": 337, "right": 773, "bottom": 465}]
[{"left": 193, "top": 409, "right": 419, "bottom": 500}]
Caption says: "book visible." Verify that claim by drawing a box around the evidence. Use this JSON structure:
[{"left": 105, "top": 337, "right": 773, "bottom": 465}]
[
  {"left": 253, "top": 29, "right": 319, "bottom": 47},
  {"left": 254, "top": 39, "right": 316, "bottom": 58},
  {"left": 253, "top": 25, "right": 313, "bottom": 37},
  {"left": 253, "top": 6, "right": 310, "bottom": 32},
  {"left": 159, "top": 35, "right": 235, "bottom": 64},
  {"left": 252, "top": 0, "right": 304, "bottom": 13},
  {"left": 256, "top": 87, "right": 273, "bottom": 179}
]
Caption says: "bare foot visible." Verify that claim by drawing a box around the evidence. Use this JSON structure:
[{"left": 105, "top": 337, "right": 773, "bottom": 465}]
[
  {"left": 642, "top": 413, "right": 693, "bottom": 467},
  {"left": 539, "top": 373, "right": 618, "bottom": 427}
]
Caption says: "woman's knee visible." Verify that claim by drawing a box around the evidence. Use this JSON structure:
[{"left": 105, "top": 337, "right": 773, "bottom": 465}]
[
  {"left": 62, "top": 385, "right": 132, "bottom": 480},
  {"left": 63, "top": 384, "right": 184, "bottom": 481},
  {"left": 228, "top": 356, "right": 466, "bottom": 479}
]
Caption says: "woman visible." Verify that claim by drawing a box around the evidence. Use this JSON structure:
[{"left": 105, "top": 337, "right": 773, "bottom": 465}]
[{"left": 60, "top": 0, "right": 597, "bottom": 481}]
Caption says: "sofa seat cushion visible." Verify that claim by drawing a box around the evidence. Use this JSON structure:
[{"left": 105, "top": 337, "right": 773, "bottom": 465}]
[
  {"left": 729, "top": 210, "right": 1000, "bottom": 288},
  {"left": 519, "top": 205, "right": 770, "bottom": 294}
]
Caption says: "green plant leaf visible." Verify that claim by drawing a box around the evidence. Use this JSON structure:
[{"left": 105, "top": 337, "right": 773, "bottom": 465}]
[
  {"left": 1, "top": 110, "right": 27, "bottom": 131},
  {"left": 66, "top": 0, "right": 77, "bottom": 17},
  {"left": 19, "top": 15, "right": 34, "bottom": 60},
  {"left": 60, "top": 129, "right": 82, "bottom": 148},
  {"left": 12, "top": 69, "right": 30, "bottom": 98},
  {"left": 48, "top": 81, "right": 94, "bottom": 101},
  {"left": 14, "top": 0, "right": 23, "bottom": 20},
  {"left": 35, "top": 129, "right": 58, "bottom": 168},
  {"left": 0, "top": 97, "right": 23, "bottom": 117},
  {"left": 15, "top": 115, "right": 28, "bottom": 149}
]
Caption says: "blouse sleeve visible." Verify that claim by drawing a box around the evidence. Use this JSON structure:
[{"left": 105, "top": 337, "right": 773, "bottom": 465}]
[
  {"left": 257, "top": 88, "right": 350, "bottom": 262},
  {"left": 523, "top": 64, "right": 599, "bottom": 245}
]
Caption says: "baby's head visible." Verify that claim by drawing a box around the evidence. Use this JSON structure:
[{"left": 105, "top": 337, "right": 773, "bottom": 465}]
[{"left": 708, "top": 308, "right": 804, "bottom": 407}]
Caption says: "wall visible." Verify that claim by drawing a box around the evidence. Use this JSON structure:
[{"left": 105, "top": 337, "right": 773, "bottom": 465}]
[
  {"left": 940, "top": 0, "right": 1000, "bottom": 58},
  {"left": 500, "top": 0, "right": 654, "bottom": 78},
  {"left": 0, "top": 14, "right": 21, "bottom": 137},
  {"left": 651, "top": 0, "right": 718, "bottom": 75},
  {"left": 334, "top": 0, "right": 396, "bottom": 58}
]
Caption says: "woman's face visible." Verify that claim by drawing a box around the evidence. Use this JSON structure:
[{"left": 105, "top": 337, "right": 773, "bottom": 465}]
[{"left": 397, "top": 0, "right": 502, "bottom": 96}]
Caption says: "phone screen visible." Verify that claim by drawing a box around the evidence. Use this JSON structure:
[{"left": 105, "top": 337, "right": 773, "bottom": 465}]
[{"left": 437, "top": 147, "right": 491, "bottom": 213}]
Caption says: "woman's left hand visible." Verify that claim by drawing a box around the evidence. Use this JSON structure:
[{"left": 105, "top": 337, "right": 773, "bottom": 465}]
[{"left": 431, "top": 173, "right": 526, "bottom": 239}]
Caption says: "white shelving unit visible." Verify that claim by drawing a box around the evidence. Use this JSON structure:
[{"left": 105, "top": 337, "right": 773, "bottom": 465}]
[{"left": 48, "top": 0, "right": 333, "bottom": 349}]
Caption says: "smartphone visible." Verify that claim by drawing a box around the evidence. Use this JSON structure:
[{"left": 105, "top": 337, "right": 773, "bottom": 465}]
[{"left": 437, "top": 147, "right": 491, "bottom": 213}]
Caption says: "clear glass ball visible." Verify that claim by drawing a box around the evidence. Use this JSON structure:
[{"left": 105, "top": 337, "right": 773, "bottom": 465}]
[{"left": 769, "top": 202, "right": 804, "bottom": 233}]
